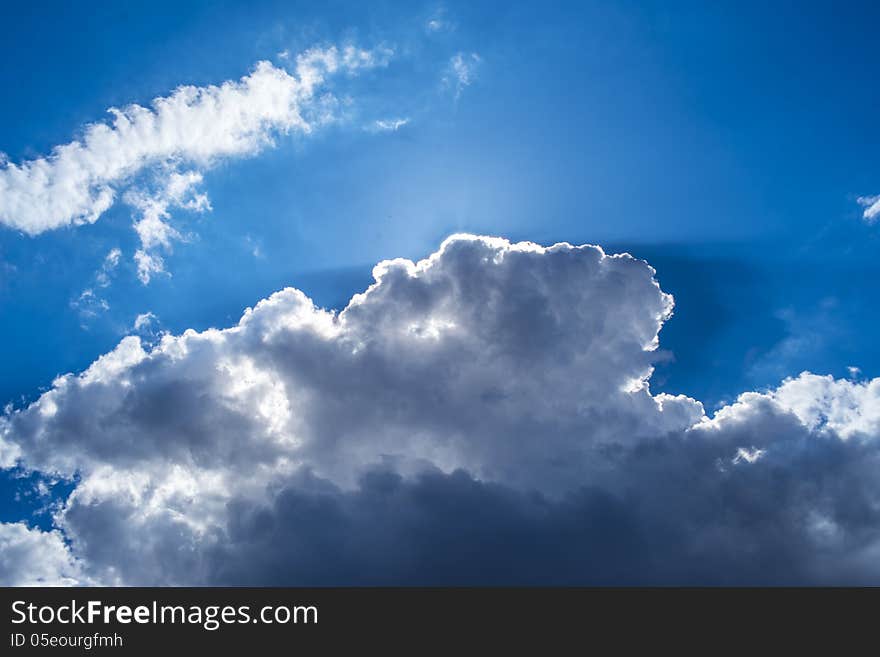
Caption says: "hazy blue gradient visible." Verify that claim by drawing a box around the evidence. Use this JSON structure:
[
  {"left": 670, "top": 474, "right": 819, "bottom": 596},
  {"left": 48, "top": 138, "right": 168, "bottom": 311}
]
[{"left": 1, "top": 1, "right": 878, "bottom": 530}]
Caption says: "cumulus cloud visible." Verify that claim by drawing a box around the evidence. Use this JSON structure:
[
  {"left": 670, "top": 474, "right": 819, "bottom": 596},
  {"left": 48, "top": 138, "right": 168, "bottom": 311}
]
[
  {"left": 858, "top": 195, "right": 880, "bottom": 223},
  {"left": 2, "top": 235, "right": 880, "bottom": 584},
  {"left": 3, "top": 236, "right": 697, "bottom": 488},
  {"left": 0, "top": 44, "right": 392, "bottom": 281},
  {"left": 0, "top": 522, "right": 87, "bottom": 586}
]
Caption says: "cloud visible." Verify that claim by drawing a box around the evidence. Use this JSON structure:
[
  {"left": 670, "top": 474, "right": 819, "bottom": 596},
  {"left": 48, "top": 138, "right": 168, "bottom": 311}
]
[
  {"left": 425, "top": 8, "right": 455, "bottom": 34},
  {"left": 133, "top": 312, "right": 157, "bottom": 332},
  {"left": 95, "top": 248, "right": 122, "bottom": 288},
  {"left": 71, "top": 248, "right": 123, "bottom": 323},
  {"left": 367, "top": 118, "right": 410, "bottom": 132},
  {"left": 0, "top": 522, "right": 88, "bottom": 586},
  {"left": 444, "top": 52, "right": 480, "bottom": 99},
  {"left": 426, "top": 19, "right": 448, "bottom": 33},
  {"left": 133, "top": 250, "right": 167, "bottom": 285},
  {"left": 70, "top": 288, "right": 110, "bottom": 320},
  {"left": 0, "top": 44, "right": 392, "bottom": 280},
  {"left": 245, "top": 234, "right": 264, "bottom": 259},
  {"left": 127, "top": 171, "right": 207, "bottom": 250},
  {"left": 3, "top": 235, "right": 697, "bottom": 488},
  {"left": 2, "top": 235, "right": 880, "bottom": 584},
  {"left": 126, "top": 170, "right": 211, "bottom": 283},
  {"left": 858, "top": 195, "right": 880, "bottom": 223}
]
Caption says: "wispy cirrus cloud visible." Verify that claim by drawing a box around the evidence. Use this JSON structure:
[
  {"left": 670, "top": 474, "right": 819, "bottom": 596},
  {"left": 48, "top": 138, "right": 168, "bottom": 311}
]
[
  {"left": 444, "top": 52, "right": 480, "bottom": 99},
  {"left": 71, "top": 247, "right": 123, "bottom": 321},
  {"left": 95, "top": 248, "right": 122, "bottom": 288},
  {"left": 367, "top": 117, "right": 410, "bottom": 133},
  {"left": 425, "top": 7, "right": 455, "bottom": 34}
]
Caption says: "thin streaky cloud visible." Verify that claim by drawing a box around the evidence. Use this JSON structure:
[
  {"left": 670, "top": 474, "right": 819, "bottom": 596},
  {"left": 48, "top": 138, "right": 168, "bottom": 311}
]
[
  {"left": 425, "top": 7, "right": 455, "bottom": 34},
  {"left": 368, "top": 117, "right": 410, "bottom": 132}
]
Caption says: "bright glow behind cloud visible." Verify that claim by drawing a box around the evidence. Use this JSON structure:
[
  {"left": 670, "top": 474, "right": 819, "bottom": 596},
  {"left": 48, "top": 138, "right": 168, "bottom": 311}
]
[{"left": 3, "top": 235, "right": 880, "bottom": 585}]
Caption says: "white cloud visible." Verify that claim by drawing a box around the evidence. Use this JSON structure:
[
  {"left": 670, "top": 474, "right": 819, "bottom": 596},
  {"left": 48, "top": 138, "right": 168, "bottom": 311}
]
[
  {"left": 426, "top": 8, "right": 455, "bottom": 34},
  {"left": 133, "top": 250, "right": 166, "bottom": 285},
  {"left": 4, "top": 235, "right": 698, "bottom": 487},
  {"left": 368, "top": 118, "right": 410, "bottom": 132},
  {"left": 95, "top": 248, "right": 122, "bottom": 288},
  {"left": 444, "top": 52, "right": 480, "bottom": 99},
  {"left": 105, "top": 247, "right": 122, "bottom": 268},
  {"left": 127, "top": 171, "right": 208, "bottom": 249},
  {"left": 124, "top": 169, "right": 212, "bottom": 283},
  {"left": 0, "top": 522, "right": 88, "bottom": 586},
  {"left": 133, "top": 312, "right": 157, "bottom": 332},
  {"left": 73, "top": 248, "right": 123, "bottom": 321},
  {"left": 858, "top": 195, "right": 880, "bottom": 223},
  {"left": 3, "top": 234, "right": 880, "bottom": 584},
  {"left": 0, "top": 44, "right": 393, "bottom": 280},
  {"left": 769, "top": 373, "right": 880, "bottom": 439},
  {"left": 70, "top": 288, "right": 109, "bottom": 319},
  {"left": 245, "top": 234, "right": 264, "bottom": 258}
]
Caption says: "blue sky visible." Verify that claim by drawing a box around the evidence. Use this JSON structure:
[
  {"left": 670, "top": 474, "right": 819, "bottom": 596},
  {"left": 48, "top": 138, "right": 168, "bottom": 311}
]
[{"left": 1, "top": 1, "right": 880, "bottom": 584}]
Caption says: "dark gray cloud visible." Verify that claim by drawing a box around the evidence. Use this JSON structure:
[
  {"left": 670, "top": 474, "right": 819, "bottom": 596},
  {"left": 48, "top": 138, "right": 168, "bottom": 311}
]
[{"left": 2, "top": 235, "right": 879, "bottom": 584}]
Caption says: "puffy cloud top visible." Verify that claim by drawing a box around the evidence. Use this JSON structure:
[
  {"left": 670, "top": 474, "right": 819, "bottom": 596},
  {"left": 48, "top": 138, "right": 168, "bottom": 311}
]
[
  {"left": 2, "top": 235, "right": 880, "bottom": 585},
  {"left": 0, "top": 523, "right": 87, "bottom": 586}
]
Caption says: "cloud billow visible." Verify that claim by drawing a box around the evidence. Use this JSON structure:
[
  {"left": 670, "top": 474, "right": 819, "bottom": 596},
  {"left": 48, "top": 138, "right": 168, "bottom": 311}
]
[{"left": 2, "top": 235, "right": 880, "bottom": 585}]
